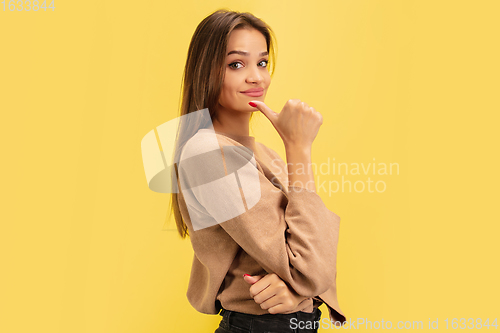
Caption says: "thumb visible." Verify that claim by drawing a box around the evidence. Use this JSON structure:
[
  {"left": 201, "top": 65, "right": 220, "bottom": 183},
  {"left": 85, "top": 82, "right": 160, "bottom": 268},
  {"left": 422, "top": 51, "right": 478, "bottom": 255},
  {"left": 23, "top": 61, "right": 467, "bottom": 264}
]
[
  {"left": 243, "top": 274, "right": 264, "bottom": 285},
  {"left": 249, "top": 101, "right": 278, "bottom": 125}
]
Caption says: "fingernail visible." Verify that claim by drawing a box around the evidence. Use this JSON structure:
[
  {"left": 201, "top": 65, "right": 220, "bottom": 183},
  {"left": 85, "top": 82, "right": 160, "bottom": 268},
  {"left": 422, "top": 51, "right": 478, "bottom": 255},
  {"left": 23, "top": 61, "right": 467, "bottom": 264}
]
[
  {"left": 243, "top": 274, "right": 250, "bottom": 277},
  {"left": 248, "top": 102, "right": 257, "bottom": 107}
]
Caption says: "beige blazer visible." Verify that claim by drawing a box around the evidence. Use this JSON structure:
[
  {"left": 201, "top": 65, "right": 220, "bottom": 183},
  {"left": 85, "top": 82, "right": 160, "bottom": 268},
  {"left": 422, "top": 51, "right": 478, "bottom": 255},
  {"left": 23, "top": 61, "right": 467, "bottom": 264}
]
[{"left": 177, "top": 128, "right": 346, "bottom": 325}]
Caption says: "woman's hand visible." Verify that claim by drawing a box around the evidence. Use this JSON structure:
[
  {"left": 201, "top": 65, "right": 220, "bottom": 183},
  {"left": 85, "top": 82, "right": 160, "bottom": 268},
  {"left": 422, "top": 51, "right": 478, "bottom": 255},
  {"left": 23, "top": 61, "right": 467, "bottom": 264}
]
[
  {"left": 249, "top": 99, "right": 323, "bottom": 149},
  {"left": 243, "top": 273, "right": 314, "bottom": 314}
]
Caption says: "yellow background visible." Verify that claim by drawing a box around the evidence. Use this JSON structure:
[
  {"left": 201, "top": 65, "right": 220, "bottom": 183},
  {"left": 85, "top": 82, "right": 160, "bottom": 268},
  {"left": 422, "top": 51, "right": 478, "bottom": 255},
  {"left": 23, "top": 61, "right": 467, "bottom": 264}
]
[{"left": 1, "top": 0, "right": 499, "bottom": 332}]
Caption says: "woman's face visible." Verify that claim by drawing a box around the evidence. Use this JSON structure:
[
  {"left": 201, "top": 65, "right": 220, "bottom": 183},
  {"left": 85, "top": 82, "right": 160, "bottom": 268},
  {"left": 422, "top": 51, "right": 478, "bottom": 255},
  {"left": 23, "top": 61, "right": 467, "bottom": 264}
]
[{"left": 217, "top": 28, "right": 271, "bottom": 114}]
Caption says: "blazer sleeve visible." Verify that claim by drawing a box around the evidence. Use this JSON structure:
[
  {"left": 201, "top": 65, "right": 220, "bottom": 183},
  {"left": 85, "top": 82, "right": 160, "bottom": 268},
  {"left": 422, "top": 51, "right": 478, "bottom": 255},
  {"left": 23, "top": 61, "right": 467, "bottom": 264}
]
[{"left": 178, "top": 141, "right": 341, "bottom": 297}]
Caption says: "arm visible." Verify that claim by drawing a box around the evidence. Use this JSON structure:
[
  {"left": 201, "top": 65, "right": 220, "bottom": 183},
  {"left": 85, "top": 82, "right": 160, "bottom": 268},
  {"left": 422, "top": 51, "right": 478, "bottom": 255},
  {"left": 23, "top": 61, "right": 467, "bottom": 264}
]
[
  {"left": 178, "top": 141, "right": 340, "bottom": 297},
  {"left": 285, "top": 144, "right": 316, "bottom": 193},
  {"left": 244, "top": 273, "right": 313, "bottom": 314}
]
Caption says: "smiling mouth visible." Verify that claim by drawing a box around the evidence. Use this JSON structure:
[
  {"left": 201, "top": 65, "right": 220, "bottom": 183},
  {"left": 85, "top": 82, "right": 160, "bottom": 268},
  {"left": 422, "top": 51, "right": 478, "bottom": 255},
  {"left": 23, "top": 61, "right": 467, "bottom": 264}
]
[{"left": 241, "top": 90, "right": 264, "bottom": 97}]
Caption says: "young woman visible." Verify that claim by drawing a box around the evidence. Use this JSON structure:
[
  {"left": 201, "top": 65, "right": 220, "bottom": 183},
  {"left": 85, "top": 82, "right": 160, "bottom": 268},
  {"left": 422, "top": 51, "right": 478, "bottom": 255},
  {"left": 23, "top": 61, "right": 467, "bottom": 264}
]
[{"left": 169, "top": 9, "right": 346, "bottom": 332}]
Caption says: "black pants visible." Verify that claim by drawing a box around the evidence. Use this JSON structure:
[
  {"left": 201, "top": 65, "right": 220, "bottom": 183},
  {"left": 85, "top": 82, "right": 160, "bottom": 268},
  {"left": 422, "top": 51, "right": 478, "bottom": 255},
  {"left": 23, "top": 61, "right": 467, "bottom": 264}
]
[{"left": 214, "top": 307, "right": 322, "bottom": 333}]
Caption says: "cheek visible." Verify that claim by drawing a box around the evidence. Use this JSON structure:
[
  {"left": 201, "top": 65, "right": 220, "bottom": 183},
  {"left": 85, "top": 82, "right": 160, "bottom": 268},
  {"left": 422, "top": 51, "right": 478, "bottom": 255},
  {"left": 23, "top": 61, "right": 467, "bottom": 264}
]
[
  {"left": 222, "top": 80, "right": 238, "bottom": 99},
  {"left": 264, "top": 73, "right": 271, "bottom": 86},
  {"left": 219, "top": 86, "right": 234, "bottom": 106},
  {"left": 223, "top": 76, "right": 237, "bottom": 92}
]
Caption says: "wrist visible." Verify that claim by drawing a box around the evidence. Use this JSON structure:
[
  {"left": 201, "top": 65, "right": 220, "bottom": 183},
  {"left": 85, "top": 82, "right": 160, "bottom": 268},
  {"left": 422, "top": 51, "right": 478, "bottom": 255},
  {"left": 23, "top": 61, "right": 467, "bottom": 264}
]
[{"left": 284, "top": 143, "right": 311, "bottom": 154}]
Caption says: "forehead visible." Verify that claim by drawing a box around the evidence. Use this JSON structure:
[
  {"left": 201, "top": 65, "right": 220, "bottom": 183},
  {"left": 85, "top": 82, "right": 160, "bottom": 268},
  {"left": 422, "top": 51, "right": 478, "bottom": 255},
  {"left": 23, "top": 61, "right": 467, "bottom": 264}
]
[{"left": 227, "top": 28, "right": 267, "bottom": 53}]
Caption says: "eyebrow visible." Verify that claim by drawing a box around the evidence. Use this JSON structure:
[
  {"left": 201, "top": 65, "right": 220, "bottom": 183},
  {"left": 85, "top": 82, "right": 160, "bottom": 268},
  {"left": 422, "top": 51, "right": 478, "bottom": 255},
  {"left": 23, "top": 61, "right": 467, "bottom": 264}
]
[{"left": 227, "top": 50, "right": 269, "bottom": 56}]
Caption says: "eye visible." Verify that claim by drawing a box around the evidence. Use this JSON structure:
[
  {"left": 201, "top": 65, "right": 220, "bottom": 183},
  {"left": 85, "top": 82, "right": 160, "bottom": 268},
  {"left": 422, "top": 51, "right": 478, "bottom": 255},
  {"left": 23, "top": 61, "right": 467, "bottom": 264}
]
[
  {"left": 229, "top": 62, "right": 243, "bottom": 70},
  {"left": 228, "top": 60, "right": 269, "bottom": 70},
  {"left": 259, "top": 60, "right": 269, "bottom": 67}
]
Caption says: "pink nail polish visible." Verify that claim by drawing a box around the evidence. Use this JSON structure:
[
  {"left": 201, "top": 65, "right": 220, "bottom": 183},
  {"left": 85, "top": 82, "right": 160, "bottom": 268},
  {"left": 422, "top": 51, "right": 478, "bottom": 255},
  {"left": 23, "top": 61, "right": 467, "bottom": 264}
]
[{"left": 243, "top": 274, "right": 250, "bottom": 277}]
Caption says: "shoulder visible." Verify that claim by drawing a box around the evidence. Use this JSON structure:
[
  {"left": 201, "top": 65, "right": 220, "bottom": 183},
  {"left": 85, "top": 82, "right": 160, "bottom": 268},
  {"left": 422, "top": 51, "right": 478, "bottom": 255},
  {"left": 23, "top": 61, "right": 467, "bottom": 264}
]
[
  {"left": 255, "top": 141, "right": 276, "bottom": 155},
  {"left": 178, "top": 130, "right": 255, "bottom": 181},
  {"left": 255, "top": 141, "right": 285, "bottom": 166},
  {"left": 179, "top": 129, "right": 238, "bottom": 161}
]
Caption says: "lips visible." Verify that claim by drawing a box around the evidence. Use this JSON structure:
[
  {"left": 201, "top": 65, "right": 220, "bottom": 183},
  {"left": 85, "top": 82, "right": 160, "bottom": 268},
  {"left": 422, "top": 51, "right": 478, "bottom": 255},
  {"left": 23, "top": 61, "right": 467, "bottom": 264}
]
[
  {"left": 241, "top": 88, "right": 264, "bottom": 93},
  {"left": 241, "top": 88, "right": 264, "bottom": 97}
]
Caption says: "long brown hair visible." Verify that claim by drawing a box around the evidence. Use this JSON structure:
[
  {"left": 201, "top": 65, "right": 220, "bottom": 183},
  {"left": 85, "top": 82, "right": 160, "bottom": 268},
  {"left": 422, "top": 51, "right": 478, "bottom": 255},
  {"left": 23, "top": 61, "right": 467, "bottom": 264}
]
[{"left": 168, "top": 9, "right": 278, "bottom": 239}]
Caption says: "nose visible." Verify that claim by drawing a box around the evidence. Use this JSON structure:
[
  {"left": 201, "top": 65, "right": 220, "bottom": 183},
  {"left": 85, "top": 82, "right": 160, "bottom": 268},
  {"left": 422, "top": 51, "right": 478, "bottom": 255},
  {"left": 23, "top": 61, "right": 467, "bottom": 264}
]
[{"left": 245, "top": 65, "right": 264, "bottom": 84}]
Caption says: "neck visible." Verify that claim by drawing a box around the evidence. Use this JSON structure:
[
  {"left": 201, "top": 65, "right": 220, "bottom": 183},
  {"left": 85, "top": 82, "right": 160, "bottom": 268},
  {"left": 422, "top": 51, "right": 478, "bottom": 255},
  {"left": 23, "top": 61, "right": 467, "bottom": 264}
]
[{"left": 212, "top": 105, "right": 252, "bottom": 137}]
